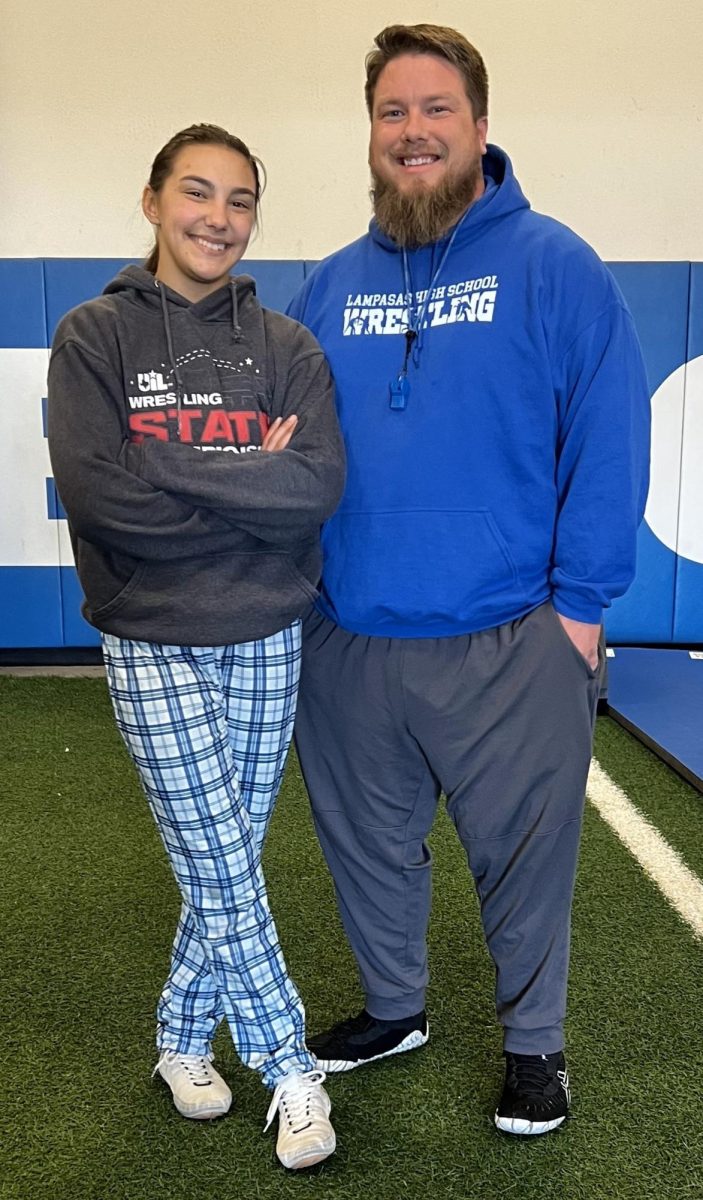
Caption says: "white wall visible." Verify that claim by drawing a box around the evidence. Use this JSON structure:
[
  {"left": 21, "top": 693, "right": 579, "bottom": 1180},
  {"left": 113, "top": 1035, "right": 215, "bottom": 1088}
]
[{"left": 2, "top": 0, "right": 702, "bottom": 262}]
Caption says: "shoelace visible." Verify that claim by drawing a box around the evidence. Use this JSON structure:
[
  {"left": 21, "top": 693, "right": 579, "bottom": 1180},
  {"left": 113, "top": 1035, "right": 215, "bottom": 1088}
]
[
  {"left": 264, "top": 1069, "right": 327, "bottom": 1133},
  {"left": 510, "top": 1055, "right": 557, "bottom": 1096},
  {"left": 324, "top": 1012, "right": 373, "bottom": 1044},
  {"left": 153, "top": 1051, "right": 214, "bottom": 1086}
]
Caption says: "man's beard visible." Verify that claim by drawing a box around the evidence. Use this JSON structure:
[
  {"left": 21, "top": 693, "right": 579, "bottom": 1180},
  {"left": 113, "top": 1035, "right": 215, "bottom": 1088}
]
[{"left": 371, "top": 158, "right": 483, "bottom": 248}]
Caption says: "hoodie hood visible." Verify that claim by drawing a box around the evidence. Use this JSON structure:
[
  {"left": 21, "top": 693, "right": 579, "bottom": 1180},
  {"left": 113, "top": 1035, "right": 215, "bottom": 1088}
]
[
  {"left": 369, "top": 144, "right": 530, "bottom": 253},
  {"left": 103, "top": 264, "right": 258, "bottom": 328}
]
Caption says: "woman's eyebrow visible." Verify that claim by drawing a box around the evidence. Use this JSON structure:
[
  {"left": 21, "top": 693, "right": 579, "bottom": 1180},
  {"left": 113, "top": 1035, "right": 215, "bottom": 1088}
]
[{"left": 180, "top": 174, "right": 255, "bottom": 198}]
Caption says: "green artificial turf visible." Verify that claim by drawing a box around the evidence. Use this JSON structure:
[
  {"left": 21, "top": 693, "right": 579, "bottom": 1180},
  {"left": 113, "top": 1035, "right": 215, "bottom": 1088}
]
[
  {"left": 2, "top": 679, "right": 702, "bottom": 1199},
  {"left": 593, "top": 716, "right": 703, "bottom": 880}
]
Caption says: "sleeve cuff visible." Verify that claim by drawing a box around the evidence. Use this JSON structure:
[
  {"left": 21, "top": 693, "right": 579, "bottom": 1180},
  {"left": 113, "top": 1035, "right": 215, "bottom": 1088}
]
[{"left": 551, "top": 595, "right": 604, "bottom": 625}]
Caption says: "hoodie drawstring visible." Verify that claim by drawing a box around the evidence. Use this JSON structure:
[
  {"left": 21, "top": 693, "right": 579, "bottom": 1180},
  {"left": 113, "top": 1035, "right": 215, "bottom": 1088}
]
[
  {"left": 158, "top": 281, "right": 185, "bottom": 441},
  {"left": 229, "top": 280, "right": 243, "bottom": 342},
  {"left": 157, "top": 277, "right": 245, "bottom": 439}
]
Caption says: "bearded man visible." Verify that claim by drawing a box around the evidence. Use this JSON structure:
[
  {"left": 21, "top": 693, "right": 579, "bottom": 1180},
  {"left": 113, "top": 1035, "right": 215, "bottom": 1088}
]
[{"left": 287, "top": 23, "right": 650, "bottom": 1136}]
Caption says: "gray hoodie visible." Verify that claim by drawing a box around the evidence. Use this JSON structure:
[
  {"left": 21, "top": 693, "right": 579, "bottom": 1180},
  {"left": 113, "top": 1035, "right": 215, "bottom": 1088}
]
[{"left": 48, "top": 266, "right": 345, "bottom": 645}]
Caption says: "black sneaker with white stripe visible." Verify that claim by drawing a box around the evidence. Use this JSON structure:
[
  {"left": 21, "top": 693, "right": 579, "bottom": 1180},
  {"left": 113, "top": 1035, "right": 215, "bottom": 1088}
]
[
  {"left": 307, "top": 1009, "right": 429, "bottom": 1072},
  {"left": 495, "top": 1051, "right": 570, "bottom": 1135}
]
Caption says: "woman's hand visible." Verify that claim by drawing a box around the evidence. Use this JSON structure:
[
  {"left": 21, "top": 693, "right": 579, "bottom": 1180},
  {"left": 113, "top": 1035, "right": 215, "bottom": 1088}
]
[{"left": 262, "top": 415, "right": 298, "bottom": 453}]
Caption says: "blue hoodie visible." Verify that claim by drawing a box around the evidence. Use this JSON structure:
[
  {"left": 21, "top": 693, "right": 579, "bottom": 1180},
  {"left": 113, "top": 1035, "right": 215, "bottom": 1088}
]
[{"left": 288, "top": 145, "right": 650, "bottom": 637}]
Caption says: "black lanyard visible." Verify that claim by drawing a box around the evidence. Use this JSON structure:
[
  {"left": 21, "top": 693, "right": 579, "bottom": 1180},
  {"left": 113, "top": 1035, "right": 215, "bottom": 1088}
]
[{"left": 389, "top": 211, "right": 468, "bottom": 411}]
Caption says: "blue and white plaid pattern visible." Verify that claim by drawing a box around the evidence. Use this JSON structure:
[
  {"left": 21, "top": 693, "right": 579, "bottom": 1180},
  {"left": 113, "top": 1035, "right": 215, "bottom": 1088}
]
[{"left": 102, "top": 623, "right": 315, "bottom": 1088}]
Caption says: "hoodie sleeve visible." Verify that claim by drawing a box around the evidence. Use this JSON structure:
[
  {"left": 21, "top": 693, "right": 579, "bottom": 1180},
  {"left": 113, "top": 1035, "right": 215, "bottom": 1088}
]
[
  {"left": 550, "top": 302, "right": 651, "bottom": 623},
  {"left": 48, "top": 339, "right": 266, "bottom": 561},
  {"left": 133, "top": 328, "right": 346, "bottom": 545}
]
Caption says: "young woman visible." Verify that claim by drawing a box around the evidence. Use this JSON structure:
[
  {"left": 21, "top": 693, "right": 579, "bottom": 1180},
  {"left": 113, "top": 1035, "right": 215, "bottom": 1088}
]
[{"left": 47, "top": 124, "right": 344, "bottom": 1170}]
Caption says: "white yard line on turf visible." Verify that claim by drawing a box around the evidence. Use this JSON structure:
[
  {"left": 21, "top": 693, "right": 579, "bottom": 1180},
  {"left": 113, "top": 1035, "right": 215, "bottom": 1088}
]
[{"left": 588, "top": 758, "right": 703, "bottom": 941}]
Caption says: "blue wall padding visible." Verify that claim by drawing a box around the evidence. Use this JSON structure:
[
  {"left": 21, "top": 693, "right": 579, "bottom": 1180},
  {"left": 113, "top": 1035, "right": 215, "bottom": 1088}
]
[
  {"left": 0, "top": 260, "right": 47, "bottom": 347},
  {"left": 45, "top": 478, "right": 66, "bottom": 521},
  {"left": 604, "top": 264, "right": 691, "bottom": 644},
  {"left": 0, "top": 568, "right": 63, "bottom": 647},
  {"left": 672, "top": 262, "right": 703, "bottom": 641},
  {"left": 688, "top": 264, "right": 703, "bottom": 360},
  {"left": 674, "top": 559, "right": 703, "bottom": 643},
  {"left": 44, "top": 259, "right": 136, "bottom": 341},
  {"left": 59, "top": 569, "right": 99, "bottom": 647},
  {"left": 1, "top": 257, "right": 701, "bottom": 649},
  {"left": 605, "top": 525, "right": 677, "bottom": 644},
  {"left": 609, "top": 262, "right": 690, "bottom": 393},
  {"left": 239, "top": 260, "right": 306, "bottom": 311},
  {"left": 44, "top": 258, "right": 307, "bottom": 340}
]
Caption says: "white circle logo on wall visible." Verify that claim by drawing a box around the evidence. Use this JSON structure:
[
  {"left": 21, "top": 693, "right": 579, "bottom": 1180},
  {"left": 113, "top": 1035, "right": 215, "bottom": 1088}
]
[{"left": 644, "top": 354, "right": 703, "bottom": 565}]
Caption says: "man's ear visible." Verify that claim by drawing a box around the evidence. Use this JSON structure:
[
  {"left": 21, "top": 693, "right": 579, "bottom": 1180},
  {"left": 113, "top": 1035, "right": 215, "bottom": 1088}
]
[{"left": 477, "top": 116, "right": 488, "bottom": 154}]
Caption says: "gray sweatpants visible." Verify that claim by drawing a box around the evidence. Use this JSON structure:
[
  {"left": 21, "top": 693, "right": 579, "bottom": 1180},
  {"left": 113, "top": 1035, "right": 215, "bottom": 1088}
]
[{"left": 295, "top": 601, "right": 600, "bottom": 1055}]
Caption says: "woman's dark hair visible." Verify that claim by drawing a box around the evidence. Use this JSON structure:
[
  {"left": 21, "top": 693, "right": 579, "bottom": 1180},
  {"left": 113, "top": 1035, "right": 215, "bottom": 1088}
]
[{"left": 144, "top": 123, "right": 265, "bottom": 274}]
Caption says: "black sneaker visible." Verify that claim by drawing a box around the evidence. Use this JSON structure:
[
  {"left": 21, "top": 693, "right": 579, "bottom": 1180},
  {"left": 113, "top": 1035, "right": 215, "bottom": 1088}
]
[
  {"left": 494, "top": 1051, "right": 570, "bottom": 1136},
  {"left": 307, "top": 1009, "right": 429, "bottom": 1072}
]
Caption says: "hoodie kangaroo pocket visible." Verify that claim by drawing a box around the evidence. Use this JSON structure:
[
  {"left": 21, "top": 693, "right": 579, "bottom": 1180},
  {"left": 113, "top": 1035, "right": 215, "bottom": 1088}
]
[
  {"left": 90, "top": 561, "right": 148, "bottom": 621},
  {"left": 281, "top": 554, "right": 320, "bottom": 603},
  {"left": 321, "top": 509, "right": 524, "bottom": 629},
  {"left": 92, "top": 549, "right": 319, "bottom": 643}
]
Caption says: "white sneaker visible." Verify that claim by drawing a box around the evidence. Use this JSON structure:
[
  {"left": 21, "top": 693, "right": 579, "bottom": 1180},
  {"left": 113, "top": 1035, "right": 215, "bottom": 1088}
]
[
  {"left": 265, "top": 1069, "right": 335, "bottom": 1169},
  {"left": 154, "top": 1050, "right": 232, "bottom": 1120}
]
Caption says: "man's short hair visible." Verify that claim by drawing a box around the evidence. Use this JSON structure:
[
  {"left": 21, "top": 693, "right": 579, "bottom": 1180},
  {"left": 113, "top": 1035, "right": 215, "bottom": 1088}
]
[{"left": 365, "top": 24, "right": 489, "bottom": 121}]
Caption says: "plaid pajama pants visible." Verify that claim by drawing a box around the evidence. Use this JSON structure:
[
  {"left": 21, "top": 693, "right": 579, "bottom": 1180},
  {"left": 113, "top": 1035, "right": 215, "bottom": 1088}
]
[{"left": 102, "top": 623, "right": 315, "bottom": 1089}]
